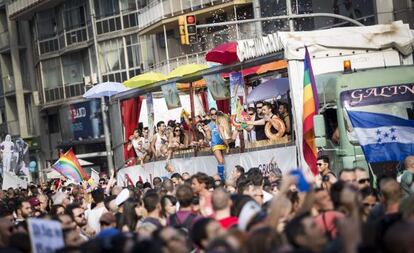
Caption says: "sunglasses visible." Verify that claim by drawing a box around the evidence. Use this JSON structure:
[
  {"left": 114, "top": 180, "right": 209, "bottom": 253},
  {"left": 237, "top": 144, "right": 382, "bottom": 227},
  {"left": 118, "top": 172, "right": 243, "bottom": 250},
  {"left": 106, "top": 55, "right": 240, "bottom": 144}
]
[
  {"left": 317, "top": 163, "right": 324, "bottom": 166},
  {"left": 174, "top": 129, "right": 180, "bottom": 132},
  {"left": 248, "top": 113, "right": 254, "bottom": 115},
  {"left": 358, "top": 178, "right": 369, "bottom": 184}
]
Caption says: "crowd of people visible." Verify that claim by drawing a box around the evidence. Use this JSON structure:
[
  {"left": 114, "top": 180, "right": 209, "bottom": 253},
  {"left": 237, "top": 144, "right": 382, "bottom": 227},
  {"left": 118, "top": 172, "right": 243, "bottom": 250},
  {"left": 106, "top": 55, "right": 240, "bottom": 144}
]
[
  {"left": 125, "top": 101, "right": 291, "bottom": 167},
  {"left": 1, "top": 155, "right": 414, "bottom": 253}
]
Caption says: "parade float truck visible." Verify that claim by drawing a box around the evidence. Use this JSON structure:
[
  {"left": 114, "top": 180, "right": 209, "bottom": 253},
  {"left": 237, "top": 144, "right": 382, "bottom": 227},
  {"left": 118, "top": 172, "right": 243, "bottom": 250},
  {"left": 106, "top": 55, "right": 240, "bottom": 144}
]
[
  {"left": 112, "top": 21, "right": 413, "bottom": 183},
  {"left": 268, "top": 20, "right": 414, "bottom": 175}
]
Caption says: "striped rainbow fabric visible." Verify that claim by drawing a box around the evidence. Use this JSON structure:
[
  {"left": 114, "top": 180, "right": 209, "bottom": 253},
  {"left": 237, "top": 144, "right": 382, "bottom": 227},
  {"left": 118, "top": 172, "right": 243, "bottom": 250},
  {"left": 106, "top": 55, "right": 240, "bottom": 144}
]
[
  {"left": 302, "top": 47, "right": 319, "bottom": 175},
  {"left": 52, "top": 149, "right": 90, "bottom": 183}
]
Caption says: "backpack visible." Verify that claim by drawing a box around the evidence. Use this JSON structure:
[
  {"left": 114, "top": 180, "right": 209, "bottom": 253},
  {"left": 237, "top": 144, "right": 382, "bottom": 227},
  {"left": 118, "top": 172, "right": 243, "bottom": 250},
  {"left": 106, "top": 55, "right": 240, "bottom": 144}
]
[{"left": 168, "top": 212, "right": 197, "bottom": 233}]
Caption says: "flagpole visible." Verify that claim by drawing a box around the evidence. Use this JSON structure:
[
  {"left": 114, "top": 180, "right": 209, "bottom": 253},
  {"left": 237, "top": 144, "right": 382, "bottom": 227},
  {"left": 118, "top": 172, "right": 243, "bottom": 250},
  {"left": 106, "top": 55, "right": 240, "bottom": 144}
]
[{"left": 89, "top": 0, "right": 114, "bottom": 176}]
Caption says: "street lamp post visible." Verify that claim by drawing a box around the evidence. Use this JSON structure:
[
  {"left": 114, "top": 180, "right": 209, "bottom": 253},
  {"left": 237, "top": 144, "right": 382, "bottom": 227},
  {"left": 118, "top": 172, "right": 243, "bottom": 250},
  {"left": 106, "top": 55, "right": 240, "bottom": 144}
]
[{"left": 88, "top": 0, "right": 115, "bottom": 176}]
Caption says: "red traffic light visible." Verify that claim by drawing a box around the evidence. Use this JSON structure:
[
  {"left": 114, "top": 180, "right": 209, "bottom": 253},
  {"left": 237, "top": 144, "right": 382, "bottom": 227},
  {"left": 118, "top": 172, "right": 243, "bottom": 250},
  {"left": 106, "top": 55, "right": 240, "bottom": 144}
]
[{"left": 186, "top": 15, "right": 195, "bottom": 24}]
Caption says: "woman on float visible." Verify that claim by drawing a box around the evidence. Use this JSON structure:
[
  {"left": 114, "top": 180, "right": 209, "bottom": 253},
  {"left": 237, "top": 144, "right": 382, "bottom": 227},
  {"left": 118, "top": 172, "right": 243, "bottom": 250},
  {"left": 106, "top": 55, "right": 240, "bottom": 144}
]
[{"left": 203, "top": 110, "right": 232, "bottom": 181}]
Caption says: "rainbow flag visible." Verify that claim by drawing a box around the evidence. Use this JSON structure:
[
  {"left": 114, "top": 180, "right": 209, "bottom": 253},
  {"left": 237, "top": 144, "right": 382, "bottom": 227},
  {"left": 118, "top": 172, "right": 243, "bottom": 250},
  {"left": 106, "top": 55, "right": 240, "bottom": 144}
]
[
  {"left": 302, "top": 47, "right": 319, "bottom": 175},
  {"left": 52, "top": 149, "right": 89, "bottom": 183}
]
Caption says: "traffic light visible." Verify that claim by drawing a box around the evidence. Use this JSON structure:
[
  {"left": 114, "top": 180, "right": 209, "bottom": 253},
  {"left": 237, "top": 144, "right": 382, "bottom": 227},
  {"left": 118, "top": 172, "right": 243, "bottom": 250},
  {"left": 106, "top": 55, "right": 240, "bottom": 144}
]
[
  {"left": 186, "top": 15, "right": 197, "bottom": 44},
  {"left": 178, "top": 15, "right": 197, "bottom": 45}
]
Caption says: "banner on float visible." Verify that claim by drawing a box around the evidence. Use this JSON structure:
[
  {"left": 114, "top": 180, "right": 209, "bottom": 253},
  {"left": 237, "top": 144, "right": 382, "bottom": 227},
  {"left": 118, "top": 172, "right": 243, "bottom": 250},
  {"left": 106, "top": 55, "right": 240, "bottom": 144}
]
[
  {"left": 146, "top": 93, "right": 155, "bottom": 135},
  {"left": 204, "top": 74, "right": 229, "bottom": 100},
  {"left": 229, "top": 72, "right": 244, "bottom": 115},
  {"left": 207, "top": 88, "right": 217, "bottom": 109},
  {"left": 117, "top": 145, "right": 297, "bottom": 184},
  {"left": 161, "top": 83, "right": 182, "bottom": 109}
]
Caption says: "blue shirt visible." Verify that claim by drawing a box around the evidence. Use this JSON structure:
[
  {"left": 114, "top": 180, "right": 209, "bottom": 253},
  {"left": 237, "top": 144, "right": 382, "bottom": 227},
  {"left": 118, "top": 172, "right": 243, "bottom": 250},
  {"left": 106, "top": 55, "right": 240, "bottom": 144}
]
[{"left": 208, "top": 122, "right": 224, "bottom": 147}]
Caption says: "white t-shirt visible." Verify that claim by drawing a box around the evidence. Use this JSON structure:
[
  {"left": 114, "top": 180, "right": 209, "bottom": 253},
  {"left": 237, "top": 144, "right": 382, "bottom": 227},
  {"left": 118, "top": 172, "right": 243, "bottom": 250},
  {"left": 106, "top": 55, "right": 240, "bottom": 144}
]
[
  {"left": 86, "top": 205, "right": 107, "bottom": 234},
  {"left": 131, "top": 138, "right": 146, "bottom": 158}
]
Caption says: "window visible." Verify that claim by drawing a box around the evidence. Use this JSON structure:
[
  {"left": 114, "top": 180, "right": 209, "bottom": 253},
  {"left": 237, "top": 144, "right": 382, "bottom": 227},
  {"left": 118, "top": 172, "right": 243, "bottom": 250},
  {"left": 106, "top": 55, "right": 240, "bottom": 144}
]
[
  {"left": 42, "top": 58, "right": 62, "bottom": 89},
  {"left": 64, "top": 0, "right": 86, "bottom": 31},
  {"left": 37, "top": 9, "right": 59, "bottom": 40},
  {"left": 99, "top": 38, "right": 125, "bottom": 74},
  {"left": 125, "top": 34, "right": 141, "bottom": 70},
  {"left": 62, "top": 52, "right": 84, "bottom": 84},
  {"left": 120, "top": 0, "right": 137, "bottom": 11},
  {"left": 94, "top": 0, "right": 120, "bottom": 18}
]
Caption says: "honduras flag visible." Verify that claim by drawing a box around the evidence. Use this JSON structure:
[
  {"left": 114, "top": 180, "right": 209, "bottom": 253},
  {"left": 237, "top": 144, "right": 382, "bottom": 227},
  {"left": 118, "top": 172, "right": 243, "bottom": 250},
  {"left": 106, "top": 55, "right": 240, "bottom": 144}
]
[{"left": 347, "top": 111, "right": 414, "bottom": 163}]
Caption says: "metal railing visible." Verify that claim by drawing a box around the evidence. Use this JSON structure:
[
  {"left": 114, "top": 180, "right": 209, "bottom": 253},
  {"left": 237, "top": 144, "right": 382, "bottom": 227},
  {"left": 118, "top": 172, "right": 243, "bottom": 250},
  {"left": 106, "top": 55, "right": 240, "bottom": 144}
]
[
  {"left": 65, "top": 82, "right": 86, "bottom": 98},
  {"left": 43, "top": 82, "right": 86, "bottom": 103},
  {"left": 148, "top": 50, "right": 207, "bottom": 74},
  {"left": 37, "top": 25, "right": 89, "bottom": 55},
  {"left": 44, "top": 86, "right": 64, "bottom": 103}
]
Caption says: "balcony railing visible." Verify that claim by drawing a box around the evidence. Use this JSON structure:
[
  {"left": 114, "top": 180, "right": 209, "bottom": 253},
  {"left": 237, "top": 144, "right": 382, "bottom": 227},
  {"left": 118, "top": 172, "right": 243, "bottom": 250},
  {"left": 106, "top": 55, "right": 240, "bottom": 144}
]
[
  {"left": 38, "top": 25, "right": 89, "bottom": 55},
  {"left": 44, "top": 85, "right": 64, "bottom": 103},
  {"left": 65, "top": 82, "right": 85, "bottom": 99},
  {"left": 139, "top": 0, "right": 231, "bottom": 30},
  {"left": 44, "top": 82, "right": 86, "bottom": 103},
  {"left": 0, "top": 31, "right": 10, "bottom": 50},
  {"left": 149, "top": 51, "right": 207, "bottom": 75}
]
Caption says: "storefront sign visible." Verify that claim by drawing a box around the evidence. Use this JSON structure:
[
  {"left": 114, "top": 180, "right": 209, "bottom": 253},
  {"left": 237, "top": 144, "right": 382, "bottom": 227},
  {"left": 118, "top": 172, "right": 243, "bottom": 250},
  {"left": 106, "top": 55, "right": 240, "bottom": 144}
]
[{"left": 69, "top": 100, "right": 102, "bottom": 140}]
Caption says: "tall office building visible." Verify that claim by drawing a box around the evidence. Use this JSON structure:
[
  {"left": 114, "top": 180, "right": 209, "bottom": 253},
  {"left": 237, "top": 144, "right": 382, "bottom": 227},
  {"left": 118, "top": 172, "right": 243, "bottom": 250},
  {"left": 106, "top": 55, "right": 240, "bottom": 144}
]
[{"left": 1, "top": 0, "right": 412, "bottom": 177}]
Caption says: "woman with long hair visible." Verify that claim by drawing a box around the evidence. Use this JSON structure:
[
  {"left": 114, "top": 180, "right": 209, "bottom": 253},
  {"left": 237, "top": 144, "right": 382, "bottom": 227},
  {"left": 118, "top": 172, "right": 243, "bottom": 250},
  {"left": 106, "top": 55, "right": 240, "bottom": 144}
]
[
  {"left": 166, "top": 124, "right": 188, "bottom": 162},
  {"left": 117, "top": 198, "right": 144, "bottom": 232},
  {"left": 160, "top": 195, "right": 177, "bottom": 225}
]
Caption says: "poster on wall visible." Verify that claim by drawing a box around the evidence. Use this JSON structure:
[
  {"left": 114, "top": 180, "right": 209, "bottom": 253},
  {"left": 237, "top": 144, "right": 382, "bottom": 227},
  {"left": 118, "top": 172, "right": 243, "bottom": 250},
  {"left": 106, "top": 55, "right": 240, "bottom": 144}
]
[
  {"left": 204, "top": 74, "right": 229, "bottom": 100},
  {"left": 161, "top": 83, "right": 182, "bottom": 109},
  {"left": 0, "top": 134, "right": 29, "bottom": 177},
  {"left": 69, "top": 99, "right": 102, "bottom": 140}
]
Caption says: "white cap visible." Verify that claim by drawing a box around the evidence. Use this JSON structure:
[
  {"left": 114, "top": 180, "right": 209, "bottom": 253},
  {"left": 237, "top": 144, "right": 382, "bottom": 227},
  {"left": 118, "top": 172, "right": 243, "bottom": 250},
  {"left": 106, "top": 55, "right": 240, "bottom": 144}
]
[
  {"left": 115, "top": 188, "right": 130, "bottom": 206},
  {"left": 238, "top": 200, "right": 261, "bottom": 231}
]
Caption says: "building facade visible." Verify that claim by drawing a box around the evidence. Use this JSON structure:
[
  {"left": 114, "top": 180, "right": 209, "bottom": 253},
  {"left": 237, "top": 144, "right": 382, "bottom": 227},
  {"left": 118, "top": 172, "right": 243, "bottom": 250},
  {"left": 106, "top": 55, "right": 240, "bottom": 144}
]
[{"left": 1, "top": 0, "right": 413, "bottom": 178}]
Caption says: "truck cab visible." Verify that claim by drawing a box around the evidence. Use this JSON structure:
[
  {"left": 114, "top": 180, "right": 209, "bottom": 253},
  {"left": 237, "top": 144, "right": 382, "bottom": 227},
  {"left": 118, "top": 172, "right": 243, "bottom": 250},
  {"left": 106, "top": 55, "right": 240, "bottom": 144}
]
[{"left": 314, "top": 64, "right": 414, "bottom": 175}]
